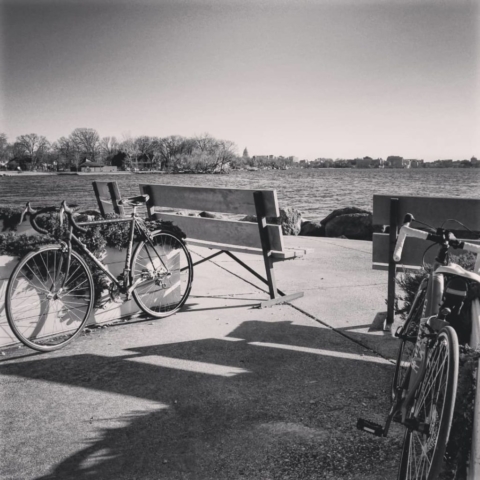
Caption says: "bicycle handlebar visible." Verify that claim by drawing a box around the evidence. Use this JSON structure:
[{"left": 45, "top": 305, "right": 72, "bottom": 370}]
[
  {"left": 22, "top": 201, "right": 89, "bottom": 236},
  {"left": 393, "top": 213, "right": 480, "bottom": 262},
  {"left": 392, "top": 214, "right": 417, "bottom": 262},
  {"left": 22, "top": 202, "right": 59, "bottom": 235},
  {"left": 60, "top": 201, "right": 88, "bottom": 234}
]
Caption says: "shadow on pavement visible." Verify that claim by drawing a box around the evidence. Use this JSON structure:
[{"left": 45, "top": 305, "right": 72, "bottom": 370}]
[{"left": 1, "top": 319, "right": 402, "bottom": 480}]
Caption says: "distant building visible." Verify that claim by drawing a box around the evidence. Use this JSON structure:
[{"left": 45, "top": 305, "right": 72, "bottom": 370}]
[
  {"left": 79, "top": 160, "right": 117, "bottom": 172},
  {"left": 135, "top": 155, "right": 153, "bottom": 170},
  {"left": 387, "top": 156, "right": 410, "bottom": 168},
  {"left": 252, "top": 155, "right": 274, "bottom": 161},
  {"left": 356, "top": 157, "right": 373, "bottom": 168},
  {"left": 409, "top": 159, "right": 424, "bottom": 168}
]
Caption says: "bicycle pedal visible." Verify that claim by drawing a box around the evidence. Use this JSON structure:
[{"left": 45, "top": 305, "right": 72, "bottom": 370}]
[{"left": 356, "top": 418, "right": 384, "bottom": 437}]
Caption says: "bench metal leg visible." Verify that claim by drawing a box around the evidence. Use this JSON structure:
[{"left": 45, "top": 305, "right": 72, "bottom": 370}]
[
  {"left": 259, "top": 292, "right": 304, "bottom": 308},
  {"left": 191, "top": 250, "right": 224, "bottom": 268}
]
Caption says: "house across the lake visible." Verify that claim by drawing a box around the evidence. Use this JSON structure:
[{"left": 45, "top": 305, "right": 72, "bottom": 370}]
[{"left": 79, "top": 160, "right": 117, "bottom": 172}]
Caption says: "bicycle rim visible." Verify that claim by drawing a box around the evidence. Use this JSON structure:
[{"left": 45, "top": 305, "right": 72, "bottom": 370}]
[
  {"left": 6, "top": 246, "right": 94, "bottom": 352},
  {"left": 397, "top": 326, "right": 459, "bottom": 480},
  {"left": 131, "top": 231, "right": 193, "bottom": 318}
]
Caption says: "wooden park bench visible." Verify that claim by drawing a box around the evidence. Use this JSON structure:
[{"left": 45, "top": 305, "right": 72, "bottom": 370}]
[
  {"left": 92, "top": 181, "right": 125, "bottom": 217},
  {"left": 372, "top": 194, "right": 480, "bottom": 330},
  {"left": 139, "top": 184, "right": 305, "bottom": 308}
]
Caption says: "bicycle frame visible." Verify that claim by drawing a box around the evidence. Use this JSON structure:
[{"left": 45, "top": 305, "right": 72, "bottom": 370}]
[
  {"left": 359, "top": 246, "right": 459, "bottom": 438},
  {"left": 60, "top": 209, "right": 167, "bottom": 300}
]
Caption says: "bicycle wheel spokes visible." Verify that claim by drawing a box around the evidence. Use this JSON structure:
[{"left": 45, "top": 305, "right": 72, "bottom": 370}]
[
  {"left": 132, "top": 231, "right": 193, "bottom": 318},
  {"left": 6, "top": 247, "right": 94, "bottom": 351},
  {"left": 398, "top": 327, "right": 458, "bottom": 480}
]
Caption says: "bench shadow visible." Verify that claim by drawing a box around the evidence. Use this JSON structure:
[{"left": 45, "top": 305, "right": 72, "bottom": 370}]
[{"left": 0, "top": 319, "right": 399, "bottom": 480}]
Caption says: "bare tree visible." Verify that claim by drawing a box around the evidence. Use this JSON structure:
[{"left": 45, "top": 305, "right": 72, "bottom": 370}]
[
  {"left": 99, "top": 136, "right": 119, "bottom": 164},
  {"left": 0, "top": 133, "right": 12, "bottom": 165},
  {"left": 214, "top": 140, "right": 237, "bottom": 172},
  {"left": 54, "top": 136, "right": 82, "bottom": 169},
  {"left": 69, "top": 128, "right": 100, "bottom": 161},
  {"left": 157, "top": 136, "right": 193, "bottom": 171},
  {"left": 14, "top": 133, "right": 50, "bottom": 170},
  {"left": 119, "top": 135, "right": 141, "bottom": 170}
]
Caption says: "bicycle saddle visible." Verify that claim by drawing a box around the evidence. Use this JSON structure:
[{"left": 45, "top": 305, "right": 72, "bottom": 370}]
[{"left": 118, "top": 195, "right": 149, "bottom": 207}]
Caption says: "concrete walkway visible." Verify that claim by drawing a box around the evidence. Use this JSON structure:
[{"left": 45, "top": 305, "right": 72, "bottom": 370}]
[{"left": 0, "top": 237, "right": 404, "bottom": 480}]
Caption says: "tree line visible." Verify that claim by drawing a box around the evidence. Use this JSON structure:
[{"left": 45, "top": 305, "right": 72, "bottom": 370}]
[{"left": 0, "top": 129, "right": 241, "bottom": 173}]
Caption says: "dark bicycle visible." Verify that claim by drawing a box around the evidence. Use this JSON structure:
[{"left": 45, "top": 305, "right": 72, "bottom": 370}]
[{"left": 5, "top": 195, "right": 193, "bottom": 352}]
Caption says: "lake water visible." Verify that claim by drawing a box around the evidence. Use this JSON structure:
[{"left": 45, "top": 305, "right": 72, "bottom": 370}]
[{"left": 0, "top": 169, "right": 479, "bottom": 221}]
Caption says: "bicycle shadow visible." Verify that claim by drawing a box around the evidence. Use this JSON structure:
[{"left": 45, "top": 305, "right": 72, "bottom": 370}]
[{"left": 0, "top": 319, "right": 403, "bottom": 480}]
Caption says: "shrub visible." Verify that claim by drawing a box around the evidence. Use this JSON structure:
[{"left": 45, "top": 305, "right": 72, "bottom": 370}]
[{"left": 0, "top": 207, "right": 23, "bottom": 232}]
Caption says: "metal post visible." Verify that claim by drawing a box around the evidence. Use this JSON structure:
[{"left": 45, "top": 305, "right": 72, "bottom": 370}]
[{"left": 385, "top": 197, "right": 399, "bottom": 330}]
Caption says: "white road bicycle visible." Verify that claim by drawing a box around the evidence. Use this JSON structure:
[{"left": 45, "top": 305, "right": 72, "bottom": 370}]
[{"left": 358, "top": 213, "right": 480, "bottom": 480}]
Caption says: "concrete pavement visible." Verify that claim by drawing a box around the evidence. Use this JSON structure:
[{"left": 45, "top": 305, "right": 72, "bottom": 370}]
[{"left": 0, "top": 237, "right": 405, "bottom": 480}]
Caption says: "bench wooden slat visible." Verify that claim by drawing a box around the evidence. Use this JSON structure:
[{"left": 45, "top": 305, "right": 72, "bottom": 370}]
[
  {"left": 373, "top": 233, "right": 480, "bottom": 268},
  {"left": 186, "top": 239, "right": 299, "bottom": 259},
  {"left": 140, "top": 184, "right": 280, "bottom": 218},
  {"left": 92, "top": 181, "right": 125, "bottom": 217},
  {"left": 373, "top": 195, "right": 480, "bottom": 229},
  {"left": 151, "top": 213, "right": 284, "bottom": 252}
]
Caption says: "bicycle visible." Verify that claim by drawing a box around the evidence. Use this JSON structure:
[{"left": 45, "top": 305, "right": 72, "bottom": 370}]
[
  {"left": 5, "top": 194, "right": 193, "bottom": 352},
  {"left": 357, "top": 213, "right": 480, "bottom": 480}
]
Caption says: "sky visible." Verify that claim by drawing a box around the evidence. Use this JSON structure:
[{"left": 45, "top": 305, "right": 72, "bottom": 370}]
[{"left": 1, "top": 0, "right": 479, "bottom": 161}]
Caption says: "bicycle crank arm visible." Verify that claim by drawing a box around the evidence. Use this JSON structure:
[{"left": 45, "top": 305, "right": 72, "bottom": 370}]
[{"left": 126, "top": 277, "right": 145, "bottom": 297}]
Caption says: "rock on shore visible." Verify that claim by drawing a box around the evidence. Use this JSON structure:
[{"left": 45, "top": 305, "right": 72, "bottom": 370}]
[
  {"left": 320, "top": 207, "right": 373, "bottom": 240},
  {"left": 242, "top": 205, "right": 373, "bottom": 241},
  {"left": 290, "top": 206, "right": 374, "bottom": 240}
]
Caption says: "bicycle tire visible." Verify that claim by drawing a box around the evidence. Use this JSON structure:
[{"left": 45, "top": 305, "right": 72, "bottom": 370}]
[
  {"left": 131, "top": 230, "right": 193, "bottom": 318},
  {"left": 391, "top": 286, "right": 426, "bottom": 401},
  {"left": 6, "top": 245, "right": 94, "bottom": 352},
  {"left": 397, "top": 326, "right": 459, "bottom": 480}
]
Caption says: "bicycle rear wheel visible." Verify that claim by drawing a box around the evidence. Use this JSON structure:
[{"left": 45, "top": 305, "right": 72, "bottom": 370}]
[
  {"left": 392, "top": 286, "right": 426, "bottom": 401},
  {"left": 131, "top": 230, "right": 193, "bottom": 318},
  {"left": 397, "top": 326, "right": 459, "bottom": 480},
  {"left": 6, "top": 245, "right": 94, "bottom": 352}
]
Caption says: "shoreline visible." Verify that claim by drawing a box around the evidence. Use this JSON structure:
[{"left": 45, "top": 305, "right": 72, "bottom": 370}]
[{"left": 0, "top": 171, "right": 134, "bottom": 176}]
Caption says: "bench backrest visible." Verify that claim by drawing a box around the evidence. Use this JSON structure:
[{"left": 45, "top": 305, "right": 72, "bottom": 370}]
[
  {"left": 139, "top": 184, "right": 285, "bottom": 254},
  {"left": 372, "top": 195, "right": 480, "bottom": 270},
  {"left": 92, "top": 181, "right": 125, "bottom": 217}
]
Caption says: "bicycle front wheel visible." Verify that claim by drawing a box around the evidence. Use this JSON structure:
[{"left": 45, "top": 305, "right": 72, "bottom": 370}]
[
  {"left": 392, "top": 285, "right": 426, "bottom": 401},
  {"left": 6, "top": 246, "right": 94, "bottom": 352},
  {"left": 397, "top": 326, "right": 459, "bottom": 480},
  {"left": 131, "top": 230, "right": 193, "bottom": 318}
]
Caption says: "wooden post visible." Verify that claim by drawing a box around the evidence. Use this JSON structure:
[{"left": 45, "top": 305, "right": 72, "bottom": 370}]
[
  {"left": 253, "top": 191, "right": 277, "bottom": 299},
  {"left": 108, "top": 182, "right": 125, "bottom": 217},
  {"left": 385, "top": 197, "right": 399, "bottom": 331},
  {"left": 92, "top": 181, "right": 125, "bottom": 217}
]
